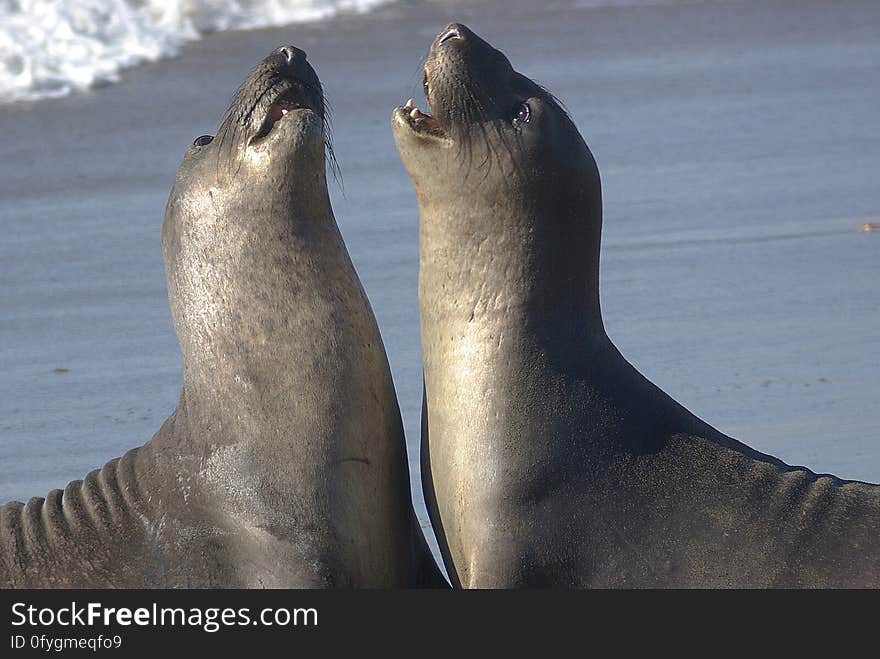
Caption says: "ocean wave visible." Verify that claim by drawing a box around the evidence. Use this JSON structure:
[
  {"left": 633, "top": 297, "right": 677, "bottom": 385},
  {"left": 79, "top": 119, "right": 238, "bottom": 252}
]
[{"left": 0, "top": 0, "right": 391, "bottom": 104}]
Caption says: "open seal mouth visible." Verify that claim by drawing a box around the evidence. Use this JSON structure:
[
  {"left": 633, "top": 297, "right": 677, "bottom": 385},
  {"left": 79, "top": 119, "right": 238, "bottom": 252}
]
[
  {"left": 397, "top": 69, "right": 446, "bottom": 139},
  {"left": 212, "top": 45, "right": 336, "bottom": 170},
  {"left": 401, "top": 97, "right": 445, "bottom": 137},
  {"left": 250, "top": 81, "right": 318, "bottom": 145}
]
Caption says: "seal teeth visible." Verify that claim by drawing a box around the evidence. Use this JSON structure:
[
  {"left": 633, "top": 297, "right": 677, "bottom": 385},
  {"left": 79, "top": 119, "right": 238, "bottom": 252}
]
[{"left": 401, "top": 97, "right": 443, "bottom": 137}]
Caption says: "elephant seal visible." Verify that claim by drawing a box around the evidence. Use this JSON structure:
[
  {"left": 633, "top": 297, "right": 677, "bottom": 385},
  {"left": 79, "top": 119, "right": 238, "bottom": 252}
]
[
  {"left": 392, "top": 23, "right": 880, "bottom": 588},
  {"left": 1, "top": 46, "right": 445, "bottom": 588}
]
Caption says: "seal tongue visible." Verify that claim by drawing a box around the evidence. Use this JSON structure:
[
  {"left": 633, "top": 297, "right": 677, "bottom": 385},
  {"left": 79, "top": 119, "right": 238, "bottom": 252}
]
[
  {"left": 252, "top": 99, "right": 301, "bottom": 143},
  {"left": 268, "top": 99, "right": 299, "bottom": 123},
  {"left": 266, "top": 104, "right": 286, "bottom": 124}
]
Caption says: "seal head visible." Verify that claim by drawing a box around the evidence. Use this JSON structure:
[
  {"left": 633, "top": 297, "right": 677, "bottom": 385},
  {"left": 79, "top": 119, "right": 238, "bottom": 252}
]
[
  {"left": 393, "top": 23, "right": 597, "bottom": 203},
  {"left": 393, "top": 23, "right": 604, "bottom": 338}
]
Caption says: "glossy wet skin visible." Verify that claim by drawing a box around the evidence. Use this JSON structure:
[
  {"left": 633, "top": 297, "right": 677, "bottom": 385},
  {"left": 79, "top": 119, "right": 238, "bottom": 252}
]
[{"left": 392, "top": 23, "right": 597, "bottom": 205}]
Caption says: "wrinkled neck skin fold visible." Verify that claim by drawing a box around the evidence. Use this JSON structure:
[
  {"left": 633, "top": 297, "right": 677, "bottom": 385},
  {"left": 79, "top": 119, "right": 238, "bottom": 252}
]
[{"left": 418, "top": 163, "right": 609, "bottom": 382}]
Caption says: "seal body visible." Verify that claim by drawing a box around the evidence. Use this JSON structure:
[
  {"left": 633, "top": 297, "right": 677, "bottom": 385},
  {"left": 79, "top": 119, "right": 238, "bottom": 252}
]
[
  {"left": 392, "top": 24, "right": 880, "bottom": 588},
  {"left": 1, "top": 46, "right": 444, "bottom": 588}
]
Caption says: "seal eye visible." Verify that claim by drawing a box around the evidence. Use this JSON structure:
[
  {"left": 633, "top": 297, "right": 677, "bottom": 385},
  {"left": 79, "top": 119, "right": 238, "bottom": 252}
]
[
  {"left": 512, "top": 102, "right": 531, "bottom": 126},
  {"left": 193, "top": 135, "right": 213, "bottom": 147}
]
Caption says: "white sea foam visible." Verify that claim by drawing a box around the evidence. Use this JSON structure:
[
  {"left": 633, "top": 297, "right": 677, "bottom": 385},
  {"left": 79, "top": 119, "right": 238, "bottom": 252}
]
[{"left": 0, "top": 0, "right": 391, "bottom": 103}]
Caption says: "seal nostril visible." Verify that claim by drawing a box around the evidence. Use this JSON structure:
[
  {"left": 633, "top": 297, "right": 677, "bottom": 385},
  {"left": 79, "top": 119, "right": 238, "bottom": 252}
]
[
  {"left": 277, "top": 46, "right": 305, "bottom": 63},
  {"left": 438, "top": 27, "right": 461, "bottom": 46}
]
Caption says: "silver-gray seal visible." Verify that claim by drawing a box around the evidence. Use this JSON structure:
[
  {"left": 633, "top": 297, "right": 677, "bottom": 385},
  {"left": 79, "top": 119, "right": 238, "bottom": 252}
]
[
  {"left": 1, "top": 46, "right": 445, "bottom": 588},
  {"left": 392, "top": 23, "right": 879, "bottom": 588}
]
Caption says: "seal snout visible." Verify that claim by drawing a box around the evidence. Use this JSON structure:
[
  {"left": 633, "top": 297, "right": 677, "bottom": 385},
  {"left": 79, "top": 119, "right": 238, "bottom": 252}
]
[
  {"left": 392, "top": 23, "right": 476, "bottom": 142},
  {"left": 397, "top": 96, "right": 445, "bottom": 140},
  {"left": 239, "top": 45, "right": 324, "bottom": 146}
]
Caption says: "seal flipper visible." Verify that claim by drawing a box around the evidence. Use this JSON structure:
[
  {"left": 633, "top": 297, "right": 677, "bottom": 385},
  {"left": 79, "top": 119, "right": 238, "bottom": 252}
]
[{"left": 0, "top": 447, "right": 156, "bottom": 588}]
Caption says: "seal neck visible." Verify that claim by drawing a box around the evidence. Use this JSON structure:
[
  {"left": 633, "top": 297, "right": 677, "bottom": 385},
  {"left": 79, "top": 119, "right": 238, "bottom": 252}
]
[
  {"left": 418, "top": 178, "right": 606, "bottom": 343},
  {"left": 162, "top": 172, "right": 348, "bottom": 450}
]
